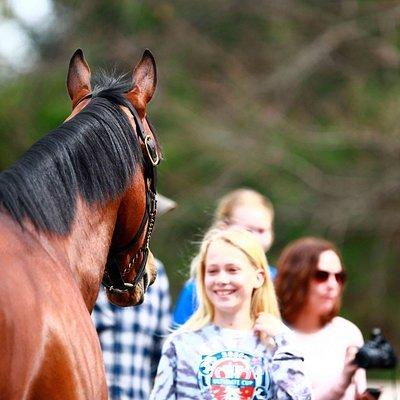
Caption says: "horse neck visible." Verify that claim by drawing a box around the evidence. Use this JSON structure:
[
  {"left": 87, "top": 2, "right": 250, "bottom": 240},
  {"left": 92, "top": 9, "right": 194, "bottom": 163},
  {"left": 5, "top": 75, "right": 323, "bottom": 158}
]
[{"left": 35, "top": 196, "right": 120, "bottom": 311}]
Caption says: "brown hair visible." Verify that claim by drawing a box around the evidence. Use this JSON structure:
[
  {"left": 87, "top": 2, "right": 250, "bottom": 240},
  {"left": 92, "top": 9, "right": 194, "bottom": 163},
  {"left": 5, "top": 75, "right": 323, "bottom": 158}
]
[{"left": 275, "top": 237, "right": 345, "bottom": 327}]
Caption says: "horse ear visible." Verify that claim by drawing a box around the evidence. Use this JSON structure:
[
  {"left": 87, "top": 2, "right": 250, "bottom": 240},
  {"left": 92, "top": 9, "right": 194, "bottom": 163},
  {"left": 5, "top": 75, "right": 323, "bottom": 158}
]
[
  {"left": 67, "top": 49, "right": 92, "bottom": 109},
  {"left": 126, "top": 49, "right": 157, "bottom": 118}
]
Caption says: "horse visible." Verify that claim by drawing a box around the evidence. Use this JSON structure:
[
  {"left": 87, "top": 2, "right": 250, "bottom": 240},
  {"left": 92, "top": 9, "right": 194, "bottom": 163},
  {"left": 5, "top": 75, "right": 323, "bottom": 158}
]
[{"left": 0, "top": 48, "right": 161, "bottom": 399}]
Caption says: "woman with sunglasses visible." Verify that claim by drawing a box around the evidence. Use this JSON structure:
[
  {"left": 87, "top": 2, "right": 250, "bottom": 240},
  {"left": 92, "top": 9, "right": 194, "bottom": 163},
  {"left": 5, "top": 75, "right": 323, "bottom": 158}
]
[{"left": 275, "top": 237, "right": 371, "bottom": 400}]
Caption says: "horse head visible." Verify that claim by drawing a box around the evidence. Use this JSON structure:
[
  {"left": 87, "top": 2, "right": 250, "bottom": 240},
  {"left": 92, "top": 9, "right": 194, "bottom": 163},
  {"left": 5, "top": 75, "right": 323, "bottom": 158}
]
[{"left": 67, "top": 49, "right": 161, "bottom": 307}]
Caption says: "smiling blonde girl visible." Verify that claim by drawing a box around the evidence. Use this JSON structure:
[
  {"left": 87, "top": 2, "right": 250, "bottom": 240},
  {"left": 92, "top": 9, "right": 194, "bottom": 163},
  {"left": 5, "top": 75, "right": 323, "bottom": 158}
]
[{"left": 150, "top": 228, "right": 311, "bottom": 400}]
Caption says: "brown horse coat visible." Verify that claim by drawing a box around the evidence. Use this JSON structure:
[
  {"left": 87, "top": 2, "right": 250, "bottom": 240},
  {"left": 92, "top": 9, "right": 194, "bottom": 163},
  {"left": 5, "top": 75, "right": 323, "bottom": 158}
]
[{"left": 0, "top": 50, "right": 159, "bottom": 399}]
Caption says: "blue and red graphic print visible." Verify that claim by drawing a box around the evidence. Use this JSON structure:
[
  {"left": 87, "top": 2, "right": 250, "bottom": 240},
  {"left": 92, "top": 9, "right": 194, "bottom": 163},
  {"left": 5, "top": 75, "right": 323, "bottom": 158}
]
[{"left": 198, "top": 350, "right": 270, "bottom": 400}]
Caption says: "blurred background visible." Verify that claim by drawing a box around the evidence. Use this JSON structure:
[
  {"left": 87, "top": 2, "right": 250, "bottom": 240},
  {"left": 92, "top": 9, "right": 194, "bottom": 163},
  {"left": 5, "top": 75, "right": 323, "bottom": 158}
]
[{"left": 0, "top": 0, "right": 399, "bottom": 372}]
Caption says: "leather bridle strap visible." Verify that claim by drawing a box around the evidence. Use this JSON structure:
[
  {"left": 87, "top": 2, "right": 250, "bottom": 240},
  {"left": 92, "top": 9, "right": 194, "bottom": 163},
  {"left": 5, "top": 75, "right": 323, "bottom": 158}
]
[
  {"left": 101, "top": 97, "right": 159, "bottom": 294},
  {"left": 102, "top": 190, "right": 156, "bottom": 293}
]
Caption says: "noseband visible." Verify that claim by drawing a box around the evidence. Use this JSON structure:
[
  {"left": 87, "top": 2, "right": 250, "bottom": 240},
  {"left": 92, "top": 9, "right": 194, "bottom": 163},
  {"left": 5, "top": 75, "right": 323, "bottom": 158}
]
[{"left": 80, "top": 94, "right": 160, "bottom": 295}]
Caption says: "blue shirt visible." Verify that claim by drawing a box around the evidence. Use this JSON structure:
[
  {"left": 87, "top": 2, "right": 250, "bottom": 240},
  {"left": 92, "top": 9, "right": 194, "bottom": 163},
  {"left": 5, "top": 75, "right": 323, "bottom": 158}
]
[{"left": 92, "top": 260, "right": 171, "bottom": 400}]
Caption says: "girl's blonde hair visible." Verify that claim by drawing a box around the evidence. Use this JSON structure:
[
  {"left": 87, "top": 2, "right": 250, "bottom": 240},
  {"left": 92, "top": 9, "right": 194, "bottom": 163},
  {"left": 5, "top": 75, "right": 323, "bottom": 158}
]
[
  {"left": 180, "top": 227, "right": 280, "bottom": 333},
  {"left": 189, "top": 188, "right": 274, "bottom": 279},
  {"left": 213, "top": 188, "right": 274, "bottom": 225}
]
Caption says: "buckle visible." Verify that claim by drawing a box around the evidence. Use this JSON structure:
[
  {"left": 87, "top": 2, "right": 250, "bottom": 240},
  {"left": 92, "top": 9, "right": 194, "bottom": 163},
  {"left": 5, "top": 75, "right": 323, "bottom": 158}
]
[{"left": 144, "top": 135, "right": 160, "bottom": 166}]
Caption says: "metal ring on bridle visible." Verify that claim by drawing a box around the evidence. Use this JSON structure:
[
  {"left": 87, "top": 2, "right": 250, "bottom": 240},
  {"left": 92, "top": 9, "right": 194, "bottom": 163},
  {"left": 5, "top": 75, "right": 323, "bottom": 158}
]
[{"left": 145, "top": 135, "right": 160, "bottom": 166}]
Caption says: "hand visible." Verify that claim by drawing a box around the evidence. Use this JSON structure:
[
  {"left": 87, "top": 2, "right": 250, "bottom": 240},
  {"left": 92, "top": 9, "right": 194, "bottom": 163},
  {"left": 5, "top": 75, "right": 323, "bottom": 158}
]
[
  {"left": 339, "top": 346, "right": 360, "bottom": 388},
  {"left": 253, "top": 312, "right": 287, "bottom": 339},
  {"left": 356, "top": 388, "right": 382, "bottom": 400}
]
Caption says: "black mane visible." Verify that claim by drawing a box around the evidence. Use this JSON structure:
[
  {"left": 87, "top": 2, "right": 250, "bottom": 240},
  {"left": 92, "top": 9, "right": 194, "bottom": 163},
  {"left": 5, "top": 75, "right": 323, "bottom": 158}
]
[{"left": 0, "top": 75, "right": 146, "bottom": 235}]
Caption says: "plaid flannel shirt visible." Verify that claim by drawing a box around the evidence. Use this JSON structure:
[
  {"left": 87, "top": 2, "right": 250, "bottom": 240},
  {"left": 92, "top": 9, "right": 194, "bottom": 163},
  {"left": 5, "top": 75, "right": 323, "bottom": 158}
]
[{"left": 92, "top": 260, "right": 171, "bottom": 400}]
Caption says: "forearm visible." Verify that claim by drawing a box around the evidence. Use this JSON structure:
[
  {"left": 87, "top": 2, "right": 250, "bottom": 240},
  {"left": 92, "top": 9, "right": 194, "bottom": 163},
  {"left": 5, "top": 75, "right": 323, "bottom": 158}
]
[
  {"left": 311, "top": 345, "right": 363, "bottom": 400},
  {"left": 312, "top": 370, "right": 360, "bottom": 400},
  {"left": 312, "top": 380, "right": 351, "bottom": 400}
]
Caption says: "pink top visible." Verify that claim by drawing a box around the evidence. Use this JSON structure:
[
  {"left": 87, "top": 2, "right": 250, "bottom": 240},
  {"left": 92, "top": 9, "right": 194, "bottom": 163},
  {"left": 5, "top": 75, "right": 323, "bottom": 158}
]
[{"left": 292, "top": 316, "right": 367, "bottom": 400}]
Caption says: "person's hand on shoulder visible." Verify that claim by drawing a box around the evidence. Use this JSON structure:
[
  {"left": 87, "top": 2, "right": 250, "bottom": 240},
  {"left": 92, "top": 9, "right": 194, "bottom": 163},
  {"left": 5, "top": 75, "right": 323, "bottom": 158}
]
[{"left": 253, "top": 312, "right": 287, "bottom": 339}]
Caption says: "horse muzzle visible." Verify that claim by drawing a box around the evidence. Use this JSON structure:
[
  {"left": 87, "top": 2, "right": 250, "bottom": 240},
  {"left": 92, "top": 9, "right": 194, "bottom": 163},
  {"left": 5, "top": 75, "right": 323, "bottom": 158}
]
[{"left": 106, "top": 250, "right": 157, "bottom": 307}]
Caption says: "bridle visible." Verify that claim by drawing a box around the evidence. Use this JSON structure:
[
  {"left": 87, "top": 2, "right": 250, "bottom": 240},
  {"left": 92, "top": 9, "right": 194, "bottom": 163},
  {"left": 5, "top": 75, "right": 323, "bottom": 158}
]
[
  {"left": 104, "top": 98, "right": 160, "bottom": 294},
  {"left": 77, "top": 93, "right": 160, "bottom": 295}
]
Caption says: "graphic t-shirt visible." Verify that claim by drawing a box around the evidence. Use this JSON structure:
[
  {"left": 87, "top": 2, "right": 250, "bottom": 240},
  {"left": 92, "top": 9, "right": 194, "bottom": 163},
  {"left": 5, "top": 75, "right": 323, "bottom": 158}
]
[{"left": 150, "top": 324, "right": 311, "bottom": 400}]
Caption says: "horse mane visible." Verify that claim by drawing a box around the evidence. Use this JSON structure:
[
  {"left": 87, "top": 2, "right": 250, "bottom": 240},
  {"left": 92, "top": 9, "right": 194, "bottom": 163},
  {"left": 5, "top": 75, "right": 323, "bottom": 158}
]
[{"left": 0, "top": 73, "right": 152, "bottom": 235}]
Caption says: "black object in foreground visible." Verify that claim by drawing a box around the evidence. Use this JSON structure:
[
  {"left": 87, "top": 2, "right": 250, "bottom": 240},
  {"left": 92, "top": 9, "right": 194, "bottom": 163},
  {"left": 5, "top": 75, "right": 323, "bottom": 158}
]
[{"left": 354, "top": 328, "right": 397, "bottom": 369}]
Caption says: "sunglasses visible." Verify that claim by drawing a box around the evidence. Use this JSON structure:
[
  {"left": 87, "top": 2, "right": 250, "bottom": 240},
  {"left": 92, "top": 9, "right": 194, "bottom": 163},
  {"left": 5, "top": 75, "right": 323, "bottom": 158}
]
[{"left": 313, "top": 270, "right": 347, "bottom": 285}]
